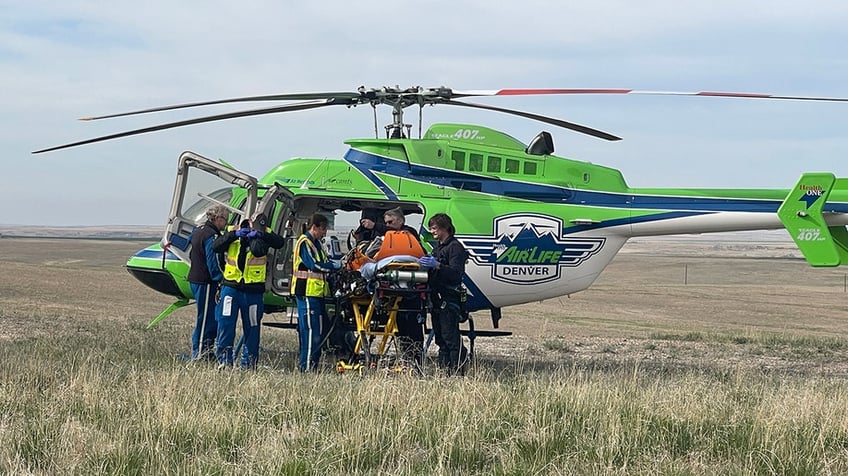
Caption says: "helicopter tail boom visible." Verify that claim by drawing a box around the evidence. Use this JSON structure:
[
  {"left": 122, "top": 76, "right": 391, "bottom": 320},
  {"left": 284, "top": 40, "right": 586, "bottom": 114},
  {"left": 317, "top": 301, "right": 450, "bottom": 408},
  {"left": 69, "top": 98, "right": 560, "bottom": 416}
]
[{"left": 778, "top": 173, "right": 848, "bottom": 266}]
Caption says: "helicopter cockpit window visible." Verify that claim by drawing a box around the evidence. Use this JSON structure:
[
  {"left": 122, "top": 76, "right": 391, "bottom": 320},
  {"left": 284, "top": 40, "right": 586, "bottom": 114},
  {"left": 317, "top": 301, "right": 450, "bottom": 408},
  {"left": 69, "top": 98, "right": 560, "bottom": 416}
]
[{"left": 524, "top": 161, "right": 538, "bottom": 175}]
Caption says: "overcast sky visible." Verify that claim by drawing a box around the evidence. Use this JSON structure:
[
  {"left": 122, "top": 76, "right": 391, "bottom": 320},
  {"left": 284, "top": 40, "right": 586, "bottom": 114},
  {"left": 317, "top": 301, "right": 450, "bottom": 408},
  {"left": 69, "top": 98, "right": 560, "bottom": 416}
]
[{"left": 4, "top": 1, "right": 848, "bottom": 226}]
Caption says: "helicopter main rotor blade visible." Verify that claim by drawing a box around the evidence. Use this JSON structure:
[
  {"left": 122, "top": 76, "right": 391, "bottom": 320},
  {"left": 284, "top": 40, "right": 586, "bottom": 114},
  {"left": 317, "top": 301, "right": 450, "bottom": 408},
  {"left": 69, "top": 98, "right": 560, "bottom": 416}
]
[
  {"left": 442, "top": 99, "right": 621, "bottom": 141},
  {"left": 80, "top": 91, "right": 362, "bottom": 121},
  {"left": 33, "top": 99, "right": 337, "bottom": 154},
  {"left": 450, "top": 88, "right": 848, "bottom": 103}
]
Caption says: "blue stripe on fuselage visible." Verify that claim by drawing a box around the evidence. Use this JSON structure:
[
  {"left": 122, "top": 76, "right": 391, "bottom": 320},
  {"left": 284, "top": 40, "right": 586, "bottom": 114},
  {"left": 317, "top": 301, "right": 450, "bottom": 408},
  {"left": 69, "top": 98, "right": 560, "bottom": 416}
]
[
  {"left": 342, "top": 148, "right": 848, "bottom": 215},
  {"left": 134, "top": 248, "right": 180, "bottom": 261},
  {"left": 562, "top": 211, "right": 717, "bottom": 234},
  {"left": 341, "top": 149, "right": 399, "bottom": 200},
  {"left": 824, "top": 203, "right": 848, "bottom": 213}
]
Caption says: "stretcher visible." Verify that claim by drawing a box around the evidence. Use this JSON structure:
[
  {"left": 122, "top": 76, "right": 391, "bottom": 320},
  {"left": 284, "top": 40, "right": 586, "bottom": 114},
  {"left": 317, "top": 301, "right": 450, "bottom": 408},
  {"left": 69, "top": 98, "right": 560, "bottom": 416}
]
[{"left": 335, "top": 259, "right": 428, "bottom": 374}]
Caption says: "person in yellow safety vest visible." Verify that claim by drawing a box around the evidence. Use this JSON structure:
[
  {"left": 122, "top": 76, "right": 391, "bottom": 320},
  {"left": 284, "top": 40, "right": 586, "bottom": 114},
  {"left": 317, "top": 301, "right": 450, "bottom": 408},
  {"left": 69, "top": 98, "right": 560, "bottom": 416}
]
[
  {"left": 291, "top": 213, "right": 342, "bottom": 372},
  {"left": 212, "top": 212, "right": 284, "bottom": 369}
]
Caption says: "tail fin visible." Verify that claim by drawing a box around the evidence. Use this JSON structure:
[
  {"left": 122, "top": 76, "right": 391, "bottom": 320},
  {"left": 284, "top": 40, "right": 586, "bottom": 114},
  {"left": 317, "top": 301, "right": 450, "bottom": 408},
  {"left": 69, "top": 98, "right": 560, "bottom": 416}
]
[{"left": 777, "top": 173, "right": 848, "bottom": 266}]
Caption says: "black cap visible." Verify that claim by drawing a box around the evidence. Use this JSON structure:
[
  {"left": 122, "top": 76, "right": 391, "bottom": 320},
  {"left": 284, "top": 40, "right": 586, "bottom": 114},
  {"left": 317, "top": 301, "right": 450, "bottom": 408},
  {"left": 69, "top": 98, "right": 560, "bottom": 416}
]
[{"left": 361, "top": 209, "right": 379, "bottom": 222}]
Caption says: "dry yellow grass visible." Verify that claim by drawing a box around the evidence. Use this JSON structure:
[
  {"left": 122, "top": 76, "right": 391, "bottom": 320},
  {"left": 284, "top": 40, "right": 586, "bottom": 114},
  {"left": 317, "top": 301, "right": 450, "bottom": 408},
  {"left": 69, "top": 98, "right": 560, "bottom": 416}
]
[{"left": 3, "top": 237, "right": 848, "bottom": 474}]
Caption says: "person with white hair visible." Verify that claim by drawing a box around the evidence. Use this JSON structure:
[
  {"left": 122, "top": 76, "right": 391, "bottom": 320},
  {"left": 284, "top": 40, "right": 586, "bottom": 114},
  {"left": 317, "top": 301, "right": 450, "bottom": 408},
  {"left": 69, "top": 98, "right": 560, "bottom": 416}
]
[
  {"left": 382, "top": 207, "right": 419, "bottom": 239},
  {"left": 186, "top": 204, "right": 229, "bottom": 360},
  {"left": 380, "top": 207, "right": 427, "bottom": 365}
]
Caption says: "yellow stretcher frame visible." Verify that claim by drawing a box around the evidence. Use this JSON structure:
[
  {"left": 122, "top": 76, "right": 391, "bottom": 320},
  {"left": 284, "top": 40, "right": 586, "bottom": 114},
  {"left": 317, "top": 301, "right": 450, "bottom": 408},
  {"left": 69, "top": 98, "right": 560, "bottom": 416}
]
[{"left": 336, "top": 262, "right": 426, "bottom": 374}]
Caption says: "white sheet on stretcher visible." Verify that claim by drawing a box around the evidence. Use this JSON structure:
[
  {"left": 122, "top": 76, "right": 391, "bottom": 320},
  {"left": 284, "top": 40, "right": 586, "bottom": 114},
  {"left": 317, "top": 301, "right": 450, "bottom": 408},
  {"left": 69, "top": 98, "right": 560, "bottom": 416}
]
[{"left": 359, "top": 255, "right": 421, "bottom": 281}]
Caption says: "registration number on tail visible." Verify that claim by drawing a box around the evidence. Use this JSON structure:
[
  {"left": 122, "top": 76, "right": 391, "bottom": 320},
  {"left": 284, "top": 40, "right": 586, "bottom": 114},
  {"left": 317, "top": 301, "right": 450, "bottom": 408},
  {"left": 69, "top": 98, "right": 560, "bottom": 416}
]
[{"left": 796, "top": 228, "right": 824, "bottom": 242}]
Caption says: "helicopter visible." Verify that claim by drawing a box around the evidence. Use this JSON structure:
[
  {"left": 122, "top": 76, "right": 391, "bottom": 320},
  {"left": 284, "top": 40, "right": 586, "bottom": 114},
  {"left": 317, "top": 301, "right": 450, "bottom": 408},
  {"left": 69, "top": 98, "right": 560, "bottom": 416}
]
[{"left": 33, "top": 85, "right": 848, "bottom": 334}]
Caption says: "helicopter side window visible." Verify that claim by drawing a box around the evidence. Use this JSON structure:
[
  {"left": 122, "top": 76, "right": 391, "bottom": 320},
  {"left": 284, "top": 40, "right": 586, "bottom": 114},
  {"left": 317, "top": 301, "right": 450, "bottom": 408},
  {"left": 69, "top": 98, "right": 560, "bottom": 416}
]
[
  {"left": 524, "top": 161, "right": 538, "bottom": 175},
  {"left": 505, "top": 158, "right": 520, "bottom": 174},
  {"left": 468, "top": 153, "right": 483, "bottom": 172},
  {"left": 451, "top": 150, "right": 465, "bottom": 170},
  {"left": 486, "top": 156, "right": 502, "bottom": 173}
]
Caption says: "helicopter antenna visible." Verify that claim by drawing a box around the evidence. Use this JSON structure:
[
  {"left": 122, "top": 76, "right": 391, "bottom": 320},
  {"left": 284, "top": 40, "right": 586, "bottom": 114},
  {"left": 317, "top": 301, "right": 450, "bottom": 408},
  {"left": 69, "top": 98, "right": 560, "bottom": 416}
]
[
  {"left": 418, "top": 105, "right": 423, "bottom": 139},
  {"left": 371, "top": 103, "right": 378, "bottom": 138}
]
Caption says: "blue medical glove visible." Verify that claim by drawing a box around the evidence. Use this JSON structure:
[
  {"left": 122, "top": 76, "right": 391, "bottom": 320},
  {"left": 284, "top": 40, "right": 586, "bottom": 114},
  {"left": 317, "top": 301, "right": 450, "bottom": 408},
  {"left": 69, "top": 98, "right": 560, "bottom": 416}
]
[
  {"left": 235, "top": 227, "right": 250, "bottom": 238},
  {"left": 418, "top": 255, "right": 438, "bottom": 268},
  {"left": 247, "top": 230, "right": 263, "bottom": 239},
  {"left": 331, "top": 260, "right": 343, "bottom": 270}
]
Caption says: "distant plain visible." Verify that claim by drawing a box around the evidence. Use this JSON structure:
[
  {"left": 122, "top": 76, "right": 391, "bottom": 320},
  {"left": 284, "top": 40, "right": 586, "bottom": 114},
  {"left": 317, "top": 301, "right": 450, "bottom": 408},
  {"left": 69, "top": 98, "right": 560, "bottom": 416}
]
[
  {"left": 4, "top": 236, "right": 848, "bottom": 473},
  {"left": 2, "top": 233, "right": 848, "bottom": 376}
]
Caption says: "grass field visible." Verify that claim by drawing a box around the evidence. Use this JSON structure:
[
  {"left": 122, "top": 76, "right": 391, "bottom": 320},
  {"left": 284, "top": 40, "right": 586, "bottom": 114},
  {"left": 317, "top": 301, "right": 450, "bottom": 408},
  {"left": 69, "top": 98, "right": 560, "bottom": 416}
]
[{"left": 2, "top": 237, "right": 848, "bottom": 474}]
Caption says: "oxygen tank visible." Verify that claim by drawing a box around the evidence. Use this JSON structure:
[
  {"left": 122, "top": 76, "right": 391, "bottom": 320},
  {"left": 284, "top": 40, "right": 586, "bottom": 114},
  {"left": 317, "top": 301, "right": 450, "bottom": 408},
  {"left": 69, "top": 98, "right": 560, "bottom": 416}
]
[{"left": 377, "top": 270, "right": 429, "bottom": 285}]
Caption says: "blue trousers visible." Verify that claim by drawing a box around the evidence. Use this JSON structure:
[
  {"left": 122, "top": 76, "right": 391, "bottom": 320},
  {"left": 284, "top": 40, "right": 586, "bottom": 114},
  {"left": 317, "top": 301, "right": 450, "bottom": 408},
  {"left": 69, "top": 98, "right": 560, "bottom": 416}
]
[
  {"left": 216, "top": 286, "right": 264, "bottom": 369},
  {"left": 296, "top": 296, "right": 325, "bottom": 372},
  {"left": 190, "top": 282, "right": 219, "bottom": 359}
]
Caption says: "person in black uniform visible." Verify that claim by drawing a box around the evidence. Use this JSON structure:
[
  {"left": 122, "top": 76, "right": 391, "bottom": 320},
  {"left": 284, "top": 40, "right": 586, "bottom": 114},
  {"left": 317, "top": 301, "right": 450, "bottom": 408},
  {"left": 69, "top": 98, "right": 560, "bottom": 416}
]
[
  {"left": 419, "top": 213, "right": 468, "bottom": 374},
  {"left": 352, "top": 209, "right": 386, "bottom": 244},
  {"left": 186, "top": 204, "right": 228, "bottom": 360}
]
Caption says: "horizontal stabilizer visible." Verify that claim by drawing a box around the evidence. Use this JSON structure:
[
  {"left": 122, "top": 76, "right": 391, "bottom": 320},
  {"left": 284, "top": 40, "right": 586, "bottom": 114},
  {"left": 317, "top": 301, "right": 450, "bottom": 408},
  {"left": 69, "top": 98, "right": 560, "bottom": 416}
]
[{"left": 777, "top": 173, "right": 848, "bottom": 266}]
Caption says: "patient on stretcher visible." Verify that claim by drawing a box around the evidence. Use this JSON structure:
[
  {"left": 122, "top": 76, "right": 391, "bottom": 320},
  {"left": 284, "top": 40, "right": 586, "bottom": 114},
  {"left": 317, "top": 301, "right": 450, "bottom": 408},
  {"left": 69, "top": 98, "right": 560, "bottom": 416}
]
[{"left": 346, "top": 229, "right": 425, "bottom": 273}]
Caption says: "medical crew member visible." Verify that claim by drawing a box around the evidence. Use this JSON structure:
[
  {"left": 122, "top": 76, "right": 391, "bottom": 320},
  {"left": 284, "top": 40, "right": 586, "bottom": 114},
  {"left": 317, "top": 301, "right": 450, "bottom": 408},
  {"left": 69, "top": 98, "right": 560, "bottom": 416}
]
[
  {"left": 291, "top": 213, "right": 341, "bottom": 372},
  {"left": 419, "top": 213, "right": 468, "bottom": 374},
  {"left": 213, "top": 212, "right": 284, "bottom": 369},
  {"left": 186, "top": 204, "right": 227, "bottom": 360}
]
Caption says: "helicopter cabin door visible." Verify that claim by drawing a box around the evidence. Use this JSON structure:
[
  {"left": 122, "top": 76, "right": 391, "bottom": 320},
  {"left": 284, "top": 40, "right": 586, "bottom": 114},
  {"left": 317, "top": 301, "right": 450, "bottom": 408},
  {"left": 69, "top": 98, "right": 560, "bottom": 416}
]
[
  {"left": 254, "top": 184, "right": 297, "bottom": 297},
  {"left": 164, "top": 151, "right": 258, "bottom": 264}
]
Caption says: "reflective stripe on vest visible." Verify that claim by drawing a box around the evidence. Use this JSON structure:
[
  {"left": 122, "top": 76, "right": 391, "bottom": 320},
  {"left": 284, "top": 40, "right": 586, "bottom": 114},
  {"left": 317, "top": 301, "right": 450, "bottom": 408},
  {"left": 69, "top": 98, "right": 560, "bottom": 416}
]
[
  {"left": 294, "top": 270, "right": 326, "bottom": 280},
  {"left": 223, "top": 226, "right": 267, "bottom": 284},
  {"left": 290, "top": 234, "right": 328, "bottom": 297}
]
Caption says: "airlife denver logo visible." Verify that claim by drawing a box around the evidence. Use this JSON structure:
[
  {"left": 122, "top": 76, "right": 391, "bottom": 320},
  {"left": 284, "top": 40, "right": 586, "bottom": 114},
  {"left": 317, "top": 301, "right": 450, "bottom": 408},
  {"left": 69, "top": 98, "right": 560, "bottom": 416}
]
[{"left": 459, "top": 214, "right": 606, "bottom": 285}]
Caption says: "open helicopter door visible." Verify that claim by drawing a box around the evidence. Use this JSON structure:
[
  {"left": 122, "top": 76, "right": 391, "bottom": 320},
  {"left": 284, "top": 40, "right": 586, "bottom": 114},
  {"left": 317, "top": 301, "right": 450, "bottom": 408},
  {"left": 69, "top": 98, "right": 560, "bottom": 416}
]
[
  {"left": 253, "top": 183, "right": 297, "bottom": 296},
  {"left": 164, "top": 151, "right": 258, "bottom": 264}
]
